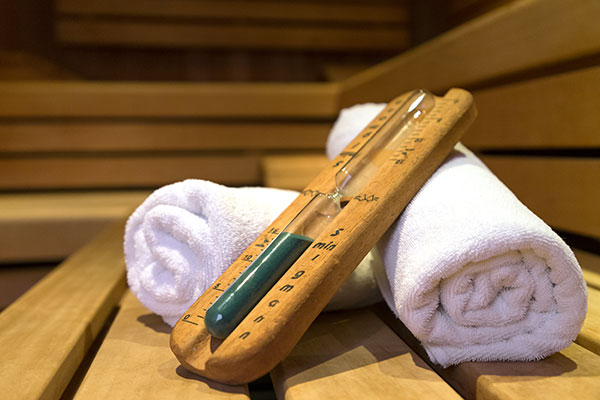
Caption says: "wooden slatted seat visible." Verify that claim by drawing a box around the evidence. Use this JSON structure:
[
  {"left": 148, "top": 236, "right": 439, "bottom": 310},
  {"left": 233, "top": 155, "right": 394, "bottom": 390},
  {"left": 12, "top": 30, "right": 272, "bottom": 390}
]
[
  {"left": 68, "top": 291, "right": 251, "bottom": 399},
  {"left": 1, "top": 222, "right": 599, "bottom": 399}
]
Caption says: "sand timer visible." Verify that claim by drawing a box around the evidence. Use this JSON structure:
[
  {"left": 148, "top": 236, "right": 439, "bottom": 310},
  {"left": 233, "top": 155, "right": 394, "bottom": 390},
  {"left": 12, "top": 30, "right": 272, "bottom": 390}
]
[{"left": 204, "top": 89, "right": 435, "bottom": 338}]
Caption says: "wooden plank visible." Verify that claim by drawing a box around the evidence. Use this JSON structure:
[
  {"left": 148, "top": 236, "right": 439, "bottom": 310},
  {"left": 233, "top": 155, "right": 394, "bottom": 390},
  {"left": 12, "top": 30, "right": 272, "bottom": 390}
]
[
  {"left": 0, "top": 82, "right": 339, "bottom": 118},
  {"left": 270, "top": 309, "right": 461, "bottom": 400},
  {"left": 56, "top": 0, "right": 408, "bottom": 24},
  {"left": 0, "top": 191, "right": 149, "bottom": 262},
  {"left": 0, "top": 222, "right": 127, "bottom": 400},
  {"left": 261, "top": 154, "right": 329, "bottom": 190},
  {"left": 578, "top": 249, "right": 600, "bottom": 291},
  {"left": 0, "top": 121, "right": 330, "bottom": 153},
  {"left": 463, "top": 66, "right": 600, "bottom": 149},
  {"left": 264, "top": 156, "right": 600, "bottom": 237},
  {"left": 0, "top": 155, "right": 261, "bottom": 189},
  {"left": 71, "top": 291, "right": 250, "bottom": 399},
  {"left": 340, "top": 0, "right": 600, "bottom": 105},
  {"left": 56, "top": 19, "right": 409, "bottom": 52},
  {"left": 375, "top": 305, "right": 600, "bottom": 400},
  {"left": 577, "top": 287, "right": 600, "bottom": 356},
  {"left": 442, "top": 343, "right": 600, "bottom": 399},
  {"left": 480, "top": 157, "right": 600, "bottom": 238}
]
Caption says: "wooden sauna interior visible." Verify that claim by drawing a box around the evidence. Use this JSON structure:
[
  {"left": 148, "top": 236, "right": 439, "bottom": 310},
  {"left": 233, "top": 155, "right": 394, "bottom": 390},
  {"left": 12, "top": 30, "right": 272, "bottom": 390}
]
[{"left": 0, "top": 1, "right": 598, "bottom": 399}]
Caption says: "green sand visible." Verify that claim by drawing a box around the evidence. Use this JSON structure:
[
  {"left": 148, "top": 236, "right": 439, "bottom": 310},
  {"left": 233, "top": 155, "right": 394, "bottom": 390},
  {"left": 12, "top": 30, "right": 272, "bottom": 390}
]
[{"left": 205, "top": 232, "right": 313, "bottom": 338}]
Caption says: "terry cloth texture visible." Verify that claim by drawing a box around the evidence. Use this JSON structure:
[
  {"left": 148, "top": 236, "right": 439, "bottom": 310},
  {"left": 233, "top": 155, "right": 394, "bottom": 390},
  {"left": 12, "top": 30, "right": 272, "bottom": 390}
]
[{"left": 124, "top": 180, "right": 382, "bottom": 326}]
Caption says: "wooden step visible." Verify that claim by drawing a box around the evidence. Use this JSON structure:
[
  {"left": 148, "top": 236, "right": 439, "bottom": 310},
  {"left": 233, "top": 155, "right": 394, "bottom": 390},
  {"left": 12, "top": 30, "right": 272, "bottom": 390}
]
[
  {"left": 270, "top": 309, "right": 461, "bottom": 400},
  {"left": 0, "top": 221, "right": 128, "bottom": 400},
  {"left": 0, "top": 82, "right": 339, "bottom": 118},
  {"left": 481, "top": 156, "right": 600, "bottom": 238},
  {"left": 463, "top": 66, "right": 600, "bottom": 150},
  {"left": 340, "top": 0, "right": 600, "bottom": 105},
  {"left": 69, "top": 291, "right": 250, "bottom": 399},
  {"left": 0, "top": 191, "right": 148, "bottom": 262}
]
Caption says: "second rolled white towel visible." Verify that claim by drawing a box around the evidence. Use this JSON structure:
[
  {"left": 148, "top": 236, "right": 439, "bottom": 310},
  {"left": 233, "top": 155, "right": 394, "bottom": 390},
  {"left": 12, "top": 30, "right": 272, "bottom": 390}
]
[{"left": 327, "top": 103, "right": 588, "bottom": 367}]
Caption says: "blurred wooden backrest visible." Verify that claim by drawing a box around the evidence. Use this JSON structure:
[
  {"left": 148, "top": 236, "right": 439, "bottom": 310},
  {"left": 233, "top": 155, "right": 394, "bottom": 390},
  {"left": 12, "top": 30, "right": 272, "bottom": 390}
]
[
  {"left": 54, "top": 0, "right": 410, "bottom": 52},
  {"left": 0, "top": 82, "right": 336, "bottom": 262},
  {"left": 266, "top": 0, "right": 600, "bottom": 242},
  {"left": 1, "top": 0, "right": 598, "bottom": 257}
]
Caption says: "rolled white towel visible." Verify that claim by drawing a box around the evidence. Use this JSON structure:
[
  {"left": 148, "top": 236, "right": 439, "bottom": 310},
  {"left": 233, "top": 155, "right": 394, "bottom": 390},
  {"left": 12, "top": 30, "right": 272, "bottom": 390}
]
[
  {"left": 328, "top": 103, "right": 588, "bottom": 367},
  {"left": 124, "top": 180, "right": 382, "bottom": 327}
]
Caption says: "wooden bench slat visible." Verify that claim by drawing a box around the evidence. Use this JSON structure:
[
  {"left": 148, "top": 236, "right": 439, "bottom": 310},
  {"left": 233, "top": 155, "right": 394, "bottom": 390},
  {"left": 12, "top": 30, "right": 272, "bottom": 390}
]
[
  {"left": 0, "top": 191, "right": 148, "bottom": 262},
  {"left": 0, "top": 222, "right": 127, "bottom": 400},
  {"left": 261, "top": 154, "right": 330, "bottom": 190},
  {"left": 340, "top": 0, "right": 600, "bottom": 105},
  {"left": 71, "top": 291, "right": 250, "bottom": 399},
  {"left": 0, "top": 82, "right": 338, "bottom": 118},
  {"left": 264, "top": 154, "right": 600, "bottom": 238},
  {"left": 442, "top": 343, "right": 600, "bottom": 400},
  {"left": 577, "top": 287, "right": 600, "bottom": 357},
  {"left": 270, "top": 309, "right": 461, "bottom": 400},
  {"left": 0, "top": 122, "right": 330, "bottom": 153},
  {"left": 56, "top": 19, "right": 409, "bottom": 52},
  {"left": 480, "top": 157, "right": 600, "bottom": 238},
  {"left": 0, "top": 155, "right": 261, "bottom": 189},
  {"left": 375, "top": 304, "right": 600, "bottom": 400},
  {"left": 464, "top": 66, "right": 600, "bottom": 149},
  {"left": 56, "top": 0, "right": 408, "bottom": 24}
]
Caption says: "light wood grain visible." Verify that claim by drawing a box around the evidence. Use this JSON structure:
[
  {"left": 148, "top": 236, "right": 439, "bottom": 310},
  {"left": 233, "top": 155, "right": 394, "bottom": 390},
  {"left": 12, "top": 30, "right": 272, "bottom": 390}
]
[
  {"left": 0, "top": 155, "right": 261, "bottom": 189},
  {"left": 443, "top": 343, "right": 600, "bottom": 400},
  {"left": 464, "top": 66, "right": 600, "bottom": 149},
  {"left": 480, "top": 157, "right": 600, "bottom": 238},
  {"left": 577, "top": 287, "right": 600, "bottom": 356},
  {"left": 376, "top": 305, "right": 600, "bottom": 400},
  {"left": 0, "top": 82, "right": 338, "bottom": 118},
  {"left": 0, "top": 121, "right": 330, "bottom": 153},
  {"left": 340, "top": 0, "right": 600, "bottom": 105},
  {"left": 71, "top": 291, "right": 250, "bottom": 399},
  {"left": 0, "top": 191, "right": 149, "bottom": 262},
  {"left": 0, "top": 222, "right": 127, "bottom": 400},
  {"left": 271, "top": 309, "right": 461, "bottom": 400},
  {"left": 261, "top": 154, "right": 330, "bottom": 190},
  {"left": 56, "top": 0, "right": 408, "bottom": 24},
  {"left": 56, "top": 19, "right": 409, "bottom": 51}
]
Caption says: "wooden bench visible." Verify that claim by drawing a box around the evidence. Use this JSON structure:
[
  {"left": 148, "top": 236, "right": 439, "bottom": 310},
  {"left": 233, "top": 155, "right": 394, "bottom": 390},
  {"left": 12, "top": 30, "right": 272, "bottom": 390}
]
[
  {"left": 1, "top": 0, "right": 599, "bottom": 398},
  {"left": 1, "top": 222, "right": 599, "bottom": 399}
]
